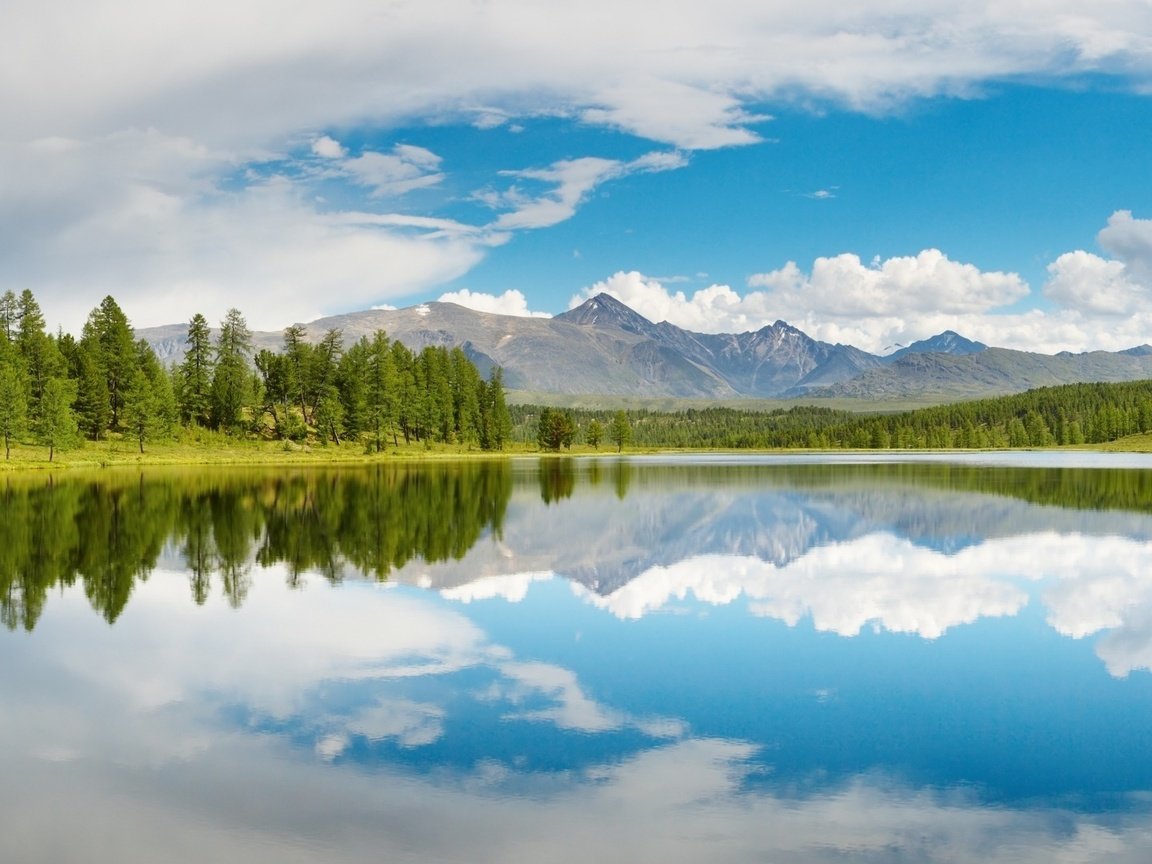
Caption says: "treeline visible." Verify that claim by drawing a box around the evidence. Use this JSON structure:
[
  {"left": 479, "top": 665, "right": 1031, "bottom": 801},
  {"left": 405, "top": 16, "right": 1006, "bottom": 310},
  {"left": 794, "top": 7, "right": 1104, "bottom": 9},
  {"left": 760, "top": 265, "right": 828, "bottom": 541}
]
[
  {"left": 0, "top": 463, "right": 511, "bottom": 630},
  {"left": 0, "top": 290, "right": 511, "bottom": 458},
  {"left": 510, "top": 381, "right": 1152, "bottom": 450}
]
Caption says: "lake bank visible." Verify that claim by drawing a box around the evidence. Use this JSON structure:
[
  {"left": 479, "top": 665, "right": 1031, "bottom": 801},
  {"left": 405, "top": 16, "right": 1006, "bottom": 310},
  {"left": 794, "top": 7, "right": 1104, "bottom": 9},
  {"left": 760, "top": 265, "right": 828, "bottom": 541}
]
[{"left": 3, "top": 428, "right": 1152, "bottom": 472}]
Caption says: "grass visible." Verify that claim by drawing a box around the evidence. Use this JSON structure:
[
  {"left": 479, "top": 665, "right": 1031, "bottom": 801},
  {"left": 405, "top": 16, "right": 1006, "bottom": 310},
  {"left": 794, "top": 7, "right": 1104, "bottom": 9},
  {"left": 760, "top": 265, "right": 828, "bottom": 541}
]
[
  {"left": 5, "top": 428, "right": 1152, "bottom": 473},
  {"left": 0, "top": 434, "right": 544, "bottom": 471}
]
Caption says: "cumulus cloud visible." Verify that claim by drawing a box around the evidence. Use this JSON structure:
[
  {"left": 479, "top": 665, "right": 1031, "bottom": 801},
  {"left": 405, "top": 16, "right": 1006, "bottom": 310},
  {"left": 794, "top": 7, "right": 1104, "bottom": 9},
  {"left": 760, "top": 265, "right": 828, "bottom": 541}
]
[
  {"left": 1042, "top": 211, "right": 1152, "bottom": 319},
  {"left": 749, "top": 249, "right": 1029, "bottom": 317},
  {"left": 436, "top": 288, "right": 551, "bottom": 318},
  {"left": 571, "top": 216, "right": 1152, "bottom": 354},
  {"left": 572, "top": 252, "right": 1030, "bottom": 352},
  {"left": 311, "top": 135, "right": 346, "bottom": 159}
]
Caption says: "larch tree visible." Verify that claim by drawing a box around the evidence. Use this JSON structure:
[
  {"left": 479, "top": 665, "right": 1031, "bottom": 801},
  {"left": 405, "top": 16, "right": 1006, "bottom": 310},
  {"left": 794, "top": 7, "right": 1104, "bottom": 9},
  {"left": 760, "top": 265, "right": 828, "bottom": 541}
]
[{"left": 178, "top": 313, "right": 214, "bottom": 427}]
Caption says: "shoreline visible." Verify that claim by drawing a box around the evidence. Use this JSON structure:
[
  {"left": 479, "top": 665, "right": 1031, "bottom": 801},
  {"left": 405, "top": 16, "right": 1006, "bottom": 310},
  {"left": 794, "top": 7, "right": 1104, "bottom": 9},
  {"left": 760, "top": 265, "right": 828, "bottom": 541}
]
[{"left": 2, "top": 436, "right": 1150, "bottom": 473}]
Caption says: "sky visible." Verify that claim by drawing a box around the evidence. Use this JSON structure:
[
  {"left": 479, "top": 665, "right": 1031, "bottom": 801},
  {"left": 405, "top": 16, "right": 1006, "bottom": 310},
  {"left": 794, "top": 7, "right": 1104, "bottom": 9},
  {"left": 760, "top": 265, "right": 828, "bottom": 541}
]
[{"left": 4, "top": 1, "right": 1152, "bottom": 354}]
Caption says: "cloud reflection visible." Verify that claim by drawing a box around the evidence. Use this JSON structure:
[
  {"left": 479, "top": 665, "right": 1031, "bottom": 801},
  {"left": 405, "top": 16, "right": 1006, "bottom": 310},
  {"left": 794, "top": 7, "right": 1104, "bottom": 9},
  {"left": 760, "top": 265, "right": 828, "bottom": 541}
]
[{"left": 6, "top": 553, "right": 1152, "bottom": 862}]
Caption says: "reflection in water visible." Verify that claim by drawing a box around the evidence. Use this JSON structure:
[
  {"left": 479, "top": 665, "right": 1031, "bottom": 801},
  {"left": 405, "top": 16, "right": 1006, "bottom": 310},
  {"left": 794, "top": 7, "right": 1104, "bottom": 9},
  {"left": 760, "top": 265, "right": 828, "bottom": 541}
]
[
  {"left": 0, "top": 462, "right": 510, "bottom": 628},
  {"left": 5, "top": 457, "right": 1152, "bottom": 862}
]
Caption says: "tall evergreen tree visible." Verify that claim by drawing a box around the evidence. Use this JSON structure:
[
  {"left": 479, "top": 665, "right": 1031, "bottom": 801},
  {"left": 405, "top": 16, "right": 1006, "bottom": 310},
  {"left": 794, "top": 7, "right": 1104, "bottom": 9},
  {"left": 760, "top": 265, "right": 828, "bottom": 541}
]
[
  {"left": 73, "top": 340, "right": 111, "bottom": 439},
  {"left": 610, "top": 410, "right": 632, "bottom": 452},
  {"left": 122, "top": 368, "right": 158, "bottom": 453},
  {"left": 336, "top": 338, "right": 370, "bottom": 441},
  {"left": 82, "top": 296, "right": 137, "bottom": 430},
  {"left": 36, "top": 377, "right": 79, "bottom": 462},
  {"left": 0, "top": 290, "right": 17, "bottom": 342},
  {"left": 178, "top": 313, "right": 214, "bottom": 427},
  {"left": 15, "top": 290, "right": 64, "bottom": 421},
  {"left": 137, "top": 339, "right": 177, "bottom": 438},
  {"left": 282, "top": 324, "right": 312, "bottom": 424},
  {"left": 0, "top": 343, "right": 26, "bottom": 459},
  {"left": 211, "top": 308, "right": 253, "bottom": 431},
  {"left": 364, "top": 331, "right": 398, "bottom": 452}
]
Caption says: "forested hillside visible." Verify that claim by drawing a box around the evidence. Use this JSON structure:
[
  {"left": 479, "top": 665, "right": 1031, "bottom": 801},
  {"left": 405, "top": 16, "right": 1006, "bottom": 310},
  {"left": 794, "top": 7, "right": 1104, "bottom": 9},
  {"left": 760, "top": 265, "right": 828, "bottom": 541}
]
[
  {"left": 512, "top": 380, "right": 1152, "bottom": 450},
  {"left": 0, "top": 290, "right": 511, "bottom": 459}
]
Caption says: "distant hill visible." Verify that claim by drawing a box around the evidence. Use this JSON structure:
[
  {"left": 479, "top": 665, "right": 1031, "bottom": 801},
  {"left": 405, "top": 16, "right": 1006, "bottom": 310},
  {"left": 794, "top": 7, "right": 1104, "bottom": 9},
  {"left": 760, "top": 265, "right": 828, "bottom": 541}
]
[
  {"left": 819, "top": 347, "right": 1152, "bottom": 400},
  {"left": 137, "top": 295, "right": 1152, "bottom": 402}
]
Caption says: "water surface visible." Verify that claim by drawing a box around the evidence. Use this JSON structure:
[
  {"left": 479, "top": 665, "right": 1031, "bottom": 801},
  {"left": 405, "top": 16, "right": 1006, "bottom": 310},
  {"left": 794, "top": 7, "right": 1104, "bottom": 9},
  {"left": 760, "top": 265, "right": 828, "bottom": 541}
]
[{"left": 3, "top": 456, "right": 1152, "bottom": 862}]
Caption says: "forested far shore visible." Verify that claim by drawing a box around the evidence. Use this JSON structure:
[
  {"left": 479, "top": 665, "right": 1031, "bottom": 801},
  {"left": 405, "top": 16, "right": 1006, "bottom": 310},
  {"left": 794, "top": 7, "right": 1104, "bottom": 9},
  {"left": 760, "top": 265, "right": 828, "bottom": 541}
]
[
  {"left": 512, "top": 379, "right": 1152, "bottom": 451},
  {"left": 0, "top": 290, "right": 512, "bottom": 461}
]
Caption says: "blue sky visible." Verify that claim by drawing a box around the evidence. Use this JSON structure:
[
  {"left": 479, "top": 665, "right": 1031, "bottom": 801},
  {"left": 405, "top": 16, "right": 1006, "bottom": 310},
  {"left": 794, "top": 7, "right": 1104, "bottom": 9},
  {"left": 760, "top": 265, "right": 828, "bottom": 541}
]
[{"left": 4, "top": 1, "right": 1152, "bottom": 352}]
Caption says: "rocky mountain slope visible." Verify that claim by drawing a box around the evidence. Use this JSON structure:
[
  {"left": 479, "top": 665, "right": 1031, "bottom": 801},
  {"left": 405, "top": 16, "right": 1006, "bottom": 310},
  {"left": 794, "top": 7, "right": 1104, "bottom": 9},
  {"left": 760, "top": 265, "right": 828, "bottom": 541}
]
[{"left": 138, "top": 294, "right": 1152, "bottom": 401}]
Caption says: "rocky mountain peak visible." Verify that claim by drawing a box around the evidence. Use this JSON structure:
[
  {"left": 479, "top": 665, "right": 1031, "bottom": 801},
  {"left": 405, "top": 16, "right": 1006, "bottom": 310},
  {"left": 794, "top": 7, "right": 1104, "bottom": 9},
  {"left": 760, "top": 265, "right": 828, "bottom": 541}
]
[{"left": 555, "top": 293, "right": 660, "bottom": 335}]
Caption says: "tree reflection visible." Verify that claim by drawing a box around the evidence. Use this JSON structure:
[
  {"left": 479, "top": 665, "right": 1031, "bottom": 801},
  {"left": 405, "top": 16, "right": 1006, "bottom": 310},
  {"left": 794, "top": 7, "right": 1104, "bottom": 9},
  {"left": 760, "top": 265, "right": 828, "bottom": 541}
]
[
  {"left": 6, "top": 458, "right": 1152, "bottom": 631},
  {"left": 0, "top": 461, "right": 511, "bottom": 630}
]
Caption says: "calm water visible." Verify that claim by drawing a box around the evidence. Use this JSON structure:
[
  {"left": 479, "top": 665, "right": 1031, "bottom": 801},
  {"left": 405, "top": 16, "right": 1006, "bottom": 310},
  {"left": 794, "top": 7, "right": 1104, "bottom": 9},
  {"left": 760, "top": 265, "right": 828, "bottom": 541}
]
[{"left": 4, "top": 455, "right": 1152, "bottom": 862}]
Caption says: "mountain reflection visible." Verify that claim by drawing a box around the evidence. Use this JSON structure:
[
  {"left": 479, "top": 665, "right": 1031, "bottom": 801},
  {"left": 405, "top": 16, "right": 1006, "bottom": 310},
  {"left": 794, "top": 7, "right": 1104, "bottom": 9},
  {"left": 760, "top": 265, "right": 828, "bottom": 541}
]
[
  {"left": 8, "top": 457, "right": 1152, "bottom": 654},
  {"left": 8, "top": 456, "right": 1152, "bottom": 862}
]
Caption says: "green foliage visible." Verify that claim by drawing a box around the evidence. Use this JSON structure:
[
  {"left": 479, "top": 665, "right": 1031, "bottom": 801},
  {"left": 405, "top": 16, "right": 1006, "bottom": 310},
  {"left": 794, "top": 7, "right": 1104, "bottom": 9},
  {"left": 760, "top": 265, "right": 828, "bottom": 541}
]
[
  {"left": 585, "top": 418, "right": 603, "bottom": 450},
  {"left": 511, "top": 380, "right": 1152, "bottom": 452},
  {"left": 36, "top": 377, "right": 79, "bottom": 462},
  {"left": 211, "top": 308, "right": 253, "bottom": 431},
  {"left": 15, "top": 289, "right": 65, "bottom": 422},
  {"left": 0, "top": 463, "right": 512, "bottom": 630},
  {"left": 0, "top": 343, "right": 27, "bottom": 459},
  {"left": 537, "top": 407, "right": 576, "bottom": 451},
  {"left": 178, "top": 313, "right": 214, "bottom": 427},
  {"left": 82, "top": 296, "right": 137, "bottom": 430},
  {"left": 609, "top": 410, "right": 632, "bottom": 452}
]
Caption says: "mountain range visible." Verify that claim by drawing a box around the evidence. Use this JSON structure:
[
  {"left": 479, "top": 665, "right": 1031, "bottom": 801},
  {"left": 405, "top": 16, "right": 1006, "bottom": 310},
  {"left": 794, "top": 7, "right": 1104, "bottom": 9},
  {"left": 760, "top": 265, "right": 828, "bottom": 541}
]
[{"left": 138, "top": 293, "right": 1152, "bottom": 402}]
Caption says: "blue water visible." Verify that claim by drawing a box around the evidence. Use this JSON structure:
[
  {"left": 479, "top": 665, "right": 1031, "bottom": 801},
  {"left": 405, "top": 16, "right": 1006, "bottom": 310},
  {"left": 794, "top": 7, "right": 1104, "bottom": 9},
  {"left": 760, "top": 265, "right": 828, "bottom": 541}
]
[{"left": 3, "top": 457, "right": 1152, "bottom": 862}]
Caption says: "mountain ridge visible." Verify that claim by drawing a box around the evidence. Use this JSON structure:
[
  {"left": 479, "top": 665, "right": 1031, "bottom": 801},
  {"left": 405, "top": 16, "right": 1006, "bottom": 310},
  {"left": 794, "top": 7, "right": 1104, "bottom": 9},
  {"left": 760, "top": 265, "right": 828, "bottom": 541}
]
[{"left": 137, "top": 294, "right": 1152, "bottom": 402}]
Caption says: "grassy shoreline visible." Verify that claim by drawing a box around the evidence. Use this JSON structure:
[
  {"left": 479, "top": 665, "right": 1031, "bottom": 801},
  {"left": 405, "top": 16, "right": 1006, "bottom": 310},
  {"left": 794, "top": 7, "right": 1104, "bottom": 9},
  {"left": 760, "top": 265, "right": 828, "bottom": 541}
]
[{"left": 3, "top": 430, "right": 1152, "bottom": 472}]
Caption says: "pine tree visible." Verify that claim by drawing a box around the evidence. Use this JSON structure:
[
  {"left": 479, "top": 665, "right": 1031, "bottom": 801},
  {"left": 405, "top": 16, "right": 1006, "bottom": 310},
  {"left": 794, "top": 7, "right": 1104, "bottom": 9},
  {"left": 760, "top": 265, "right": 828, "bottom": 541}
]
[
  {"left": 364, "top": 331, "right": 398, "bottom": 452},
  {"left": 610, "top": 410, "right": 632, "bottom": 452},
  {"left": 15, "top": 290, "right": 64, "bottom": 422},
  {"left": 0, "top": 290, "right": 17, "bottom": 342},
  {"left": 82, "top": 296, "right": 137, "bottom": 431},
  {"left": 178, "top": 313, "right": 214, "bottom": 427},
  {"left": 73, "top": 341, "right": 111, "bottom": 440},
  {"left": 0, "top": 345, "right": 26, "bottom": 459},
  {"left": 211, "top": 309, "right": 253, "bottom": 432},
  {"left": 586, "top": 418, "right": 603, "bottom": 450},
  {"left": 122, "top": 368, "right": 158, "bottom": 453},
  {"left": 36, "top": 377, "right": 79, "bottom": 462}
]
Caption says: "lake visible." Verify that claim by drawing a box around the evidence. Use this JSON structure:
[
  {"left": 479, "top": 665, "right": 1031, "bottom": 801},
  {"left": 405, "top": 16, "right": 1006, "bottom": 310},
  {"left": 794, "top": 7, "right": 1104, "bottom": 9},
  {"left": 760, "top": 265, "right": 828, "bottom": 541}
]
[{"left": 4, "top": 454, "right": 1152, "bottom": 862}]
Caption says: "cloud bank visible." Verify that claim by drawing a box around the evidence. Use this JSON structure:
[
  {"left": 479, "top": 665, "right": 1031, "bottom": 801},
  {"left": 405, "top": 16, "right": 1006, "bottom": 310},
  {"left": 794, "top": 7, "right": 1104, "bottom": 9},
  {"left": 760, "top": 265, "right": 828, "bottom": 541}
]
[
  {"left": 567, "top": 211, "right": 1152, "bottom": 353},
  {"left": 5, "top": 2, "right": 1152, "bottom": 337}
]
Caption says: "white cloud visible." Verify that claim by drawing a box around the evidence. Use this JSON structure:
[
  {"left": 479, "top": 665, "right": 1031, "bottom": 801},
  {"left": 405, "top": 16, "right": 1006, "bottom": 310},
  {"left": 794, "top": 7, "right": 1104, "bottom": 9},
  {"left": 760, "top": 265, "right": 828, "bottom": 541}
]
[
  {"left": 436, "top": 288, "right": 551, "bottom": 318},
  {"left": 487, "top": 151, "right": 686, "bottom": 231},
  {"left": 1043, "top": 250, "right": 1144, "bottom": 316},
  {"left": 572, "top": 255, "right": 1031, "bottom": 352},
  {"left": 341, "top": 144, "right": 444, "bottom": 198},
  {"left": 571, "top": 217, "right": 1152, "bottom": 354},
  {"left": 311, "top": 135, "right": 346, "bottom": 159},
  {"left": 6, "top": 3, "right": 1152, "bottom": 334},
  {"left": 440, "top": 571, "right": 554, "bottom": 601},
  {"left": 0, "top": 133, "right": 487, "bottom": 332},
  {"left": 750, "top": 249, "right": 1029, "bottom": 317},
  {"left": 7, "top": 2, "right": 1152, "bottom": 150},
  {"left": 1042, "top": 211, "right": 1152, "bottom": 319}
]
